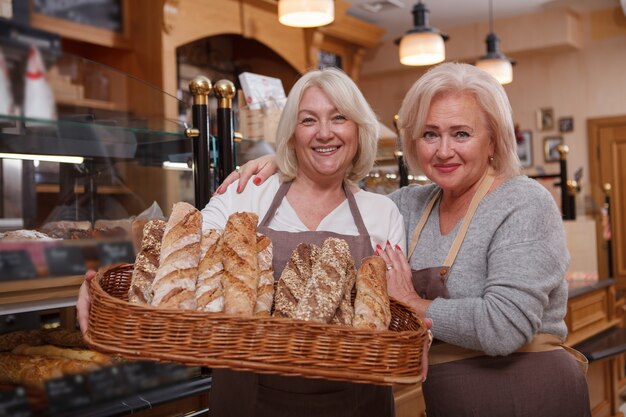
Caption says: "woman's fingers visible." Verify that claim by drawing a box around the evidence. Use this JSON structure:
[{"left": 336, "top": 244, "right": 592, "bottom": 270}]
[
  {"left": 214, "top": 170, "right": 241, "bottom": 195},
  {"left": 213, "top": 154, "right": 278, "bottom": 195},
  {"left": 76, "top": 270, "right": 96, "bottom": 334}
]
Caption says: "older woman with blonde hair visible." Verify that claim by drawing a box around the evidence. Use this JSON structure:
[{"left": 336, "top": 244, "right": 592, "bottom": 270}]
[
  {"left": 203, "top": 66, "right": 405, "bottom": 417},
  {"left": 220, "top": 62, "right": 591, "bottom": 417}
]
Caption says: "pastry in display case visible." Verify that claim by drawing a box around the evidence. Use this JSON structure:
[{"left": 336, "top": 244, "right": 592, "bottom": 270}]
[{"left": 0, "top": 22, "right": 209, "bottom": 416}]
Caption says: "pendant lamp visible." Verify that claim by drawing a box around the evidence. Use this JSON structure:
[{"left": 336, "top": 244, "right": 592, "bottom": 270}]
[
  {"left": 278, "top": 0, "right": 334, "bottom": 28},
  {"left": 475, "top": 0, "right": 514, "bottom": 85},
  {"left": 396, "top": 1, "right": 448, "bottom": 66}
]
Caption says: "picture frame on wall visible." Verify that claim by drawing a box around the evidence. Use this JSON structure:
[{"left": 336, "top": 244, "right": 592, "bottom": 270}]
[
  {"left": 558, "top": 116, "right": 574, "bottom": 133},
  {"left": 536, "top": 107, "right": 555, "bottom": 131},
  {"left": 516, "top": 130, "right": 533, "bottom": 167},
  {"left": 543, "top": 136, "right": 563, "bottom": 162}
]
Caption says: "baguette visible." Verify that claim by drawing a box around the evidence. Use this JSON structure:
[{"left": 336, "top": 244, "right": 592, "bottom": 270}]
[
  {"left": 151, "top": 202, "right": 202, "bottom": 309},
  {"left": 128, "top": 219, "right": 166, "bottom": 304},
  {"left": 195, "top": 229, "right": 224, "bottom": 312},
  {"left": 352, "top": 256, "right": 391, "bottom": 330},
  {"left": 220, "top": 212, "right": 259, "bottom": 316},
  {"left": 254, "top": 234, "right": 274, "bottom": 316}
]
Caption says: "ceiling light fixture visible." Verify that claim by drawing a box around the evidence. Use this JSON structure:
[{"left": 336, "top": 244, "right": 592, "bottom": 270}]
[
  {"left": 475, "top": 0, "right": 514, "bottom": 85},
  {"left": 395, "top": 1, "right": 448, "bottom": 66},
  {"left": 278, "top": 0, "right": 334, "bottom": 28}
]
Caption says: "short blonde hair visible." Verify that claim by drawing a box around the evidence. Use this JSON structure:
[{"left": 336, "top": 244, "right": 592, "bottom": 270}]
[
  {"left": 397, "top": 62, "right": 522, "bottom": 178},
  {"left": 275, "top": 67, "right": 379, "bottom": 183}
]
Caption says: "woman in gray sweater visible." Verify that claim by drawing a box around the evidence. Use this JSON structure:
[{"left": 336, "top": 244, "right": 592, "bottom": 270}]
[{"left": 218, "top": 62, "right": 590, "bottom": 417}]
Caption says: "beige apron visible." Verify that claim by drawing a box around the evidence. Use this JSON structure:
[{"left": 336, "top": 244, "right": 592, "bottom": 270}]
[
  {"left": 407, "top": 170, "right": 587, "bottom": 373},
  {"left": 209, "top": 181, "right": 394, "bottom": 417}
]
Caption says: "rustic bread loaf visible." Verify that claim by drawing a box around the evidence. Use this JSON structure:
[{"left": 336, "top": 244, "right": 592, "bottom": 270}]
[
  {"left": 12, "top": 344, "right": 112, "bottom": 366},
  {"left": 128, "top": 219, "right": 166, "bottom": 304},
  {"left": 41, "top": 329, "right": 85, "bottom": 348},
  {"left": 352, "top": 256, "right": 391, "bottom": 330},
  {"left": 254, "top": 234, "right": 274, "bottom": 316},
  {"left": 151, "top": 202, "right": 202, "bottom": 309},
  {"left": 220, "top": 212, "right": 259, "bottom": 316},
  {"left": 330, "top": 258, "right": 356, "bottom": 326},
  {"left": 195, "top": 229, "right": 224, "bottom": 312},
  {"left": 294, "top": 238, "right": 351, "bottom": 323},
  {"left": 0, "top": 330, "right": 42, "bottom": 352},
  {"left": 0, "top": 353, "right": 99, "bottom": 389},
  {"left": 273, "top": 243, "right": 318, "bottom": 319}
]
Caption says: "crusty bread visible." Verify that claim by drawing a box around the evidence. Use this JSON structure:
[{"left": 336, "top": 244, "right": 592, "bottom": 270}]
[
  {"left": 220, "top": 212, "right": 259, "bottom": 316},
  {"left": 330, "top": 258, "right": 356, "bottom": 326},
  {"left": 41, "top": 329, "right": 85, "bottom": 348},
  {"left": 128, "top": 219, "right": 166, "bottom": 304},
  {"left": 0, "top": 330, "right": 43, "bottom": 352},
  {"left": 0, "top": 353, "right": 99, "bottom": 389},
  {"left": 254, "top": 234, "right": 274, "bottom": 316},
  {"left": 294, "top": 238, "right": 351, "bottom": 323},
  {"left": 12, "top": 344, "right": 112, "bottom": 366},
  {"left": 352, "top": 256, "right": 391, "bottom": 330},
  {"left": 151, "top": 202, "right": 202, "bottom": 309},
  {"left": 195, "top": 229, "right": 224, "bottom": 312},
  {"left": 273, "top": 243, "right": 319, "bottom": 319}
]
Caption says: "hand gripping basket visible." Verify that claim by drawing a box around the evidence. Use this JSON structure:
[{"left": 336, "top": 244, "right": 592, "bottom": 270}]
[{"left": 84, "top": 264, "right": 427, "bottom": 385}]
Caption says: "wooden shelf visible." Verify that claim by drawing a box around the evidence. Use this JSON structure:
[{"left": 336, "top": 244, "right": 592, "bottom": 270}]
[
  {"left": 36, "top": 184, "right": 132, "bottom": 194},
  {"left": 0, "top": 275, "right": 84, "bottom": 307},
  {"left": 56, "top": 97, "right": 126, "bottom": 112}
]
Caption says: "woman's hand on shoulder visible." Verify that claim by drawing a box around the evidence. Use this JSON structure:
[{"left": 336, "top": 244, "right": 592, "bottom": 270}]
[
  {"left": 213, "top": 154, "right": 278, "bottom": 195},
  {"left": 76, "top": 269, "right": 96, "bottom": 334}
]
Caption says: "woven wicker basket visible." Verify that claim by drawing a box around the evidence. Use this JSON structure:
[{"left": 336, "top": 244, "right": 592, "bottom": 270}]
[{"left": 84, "top": 264, "right": 427, "bottom": 385}]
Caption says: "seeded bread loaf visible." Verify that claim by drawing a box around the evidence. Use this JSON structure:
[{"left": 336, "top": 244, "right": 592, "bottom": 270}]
[
  {"left": 294, "top": 238, "right": 351, "bottom": 323},
  {"left": 128, "top": 219, "right": 166, "bottom": 304}
]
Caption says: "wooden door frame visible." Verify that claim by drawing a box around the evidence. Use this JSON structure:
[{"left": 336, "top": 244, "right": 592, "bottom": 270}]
[{"left": 588, "top": 115, "right": 626, "bottom": 280}]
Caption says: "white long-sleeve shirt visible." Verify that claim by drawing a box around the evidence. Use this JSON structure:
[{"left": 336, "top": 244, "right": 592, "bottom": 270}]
[{"left": 202, "top": 174, "right": 406, "bottom": 253}]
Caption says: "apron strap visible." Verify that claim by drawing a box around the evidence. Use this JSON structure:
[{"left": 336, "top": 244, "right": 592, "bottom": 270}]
[
  {"left": 408, "top": 189, "right": 441, "bottom": 259},
  {"left": 443, "top": 171, "right": 495, "bottom": 267},
  {"left": 259, "top": 180, "right": 291, "bottom": 227},
  {"left": 344, "top": 182, "right": 369, "bottom": 236},
  {"left": 408, "top": 168, "right": 495, "bottom": 267}
]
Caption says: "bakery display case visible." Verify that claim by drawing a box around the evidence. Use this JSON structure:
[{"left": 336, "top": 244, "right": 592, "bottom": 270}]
[{"left": 0, "top": 22, "right": 213, "bottom": 416}]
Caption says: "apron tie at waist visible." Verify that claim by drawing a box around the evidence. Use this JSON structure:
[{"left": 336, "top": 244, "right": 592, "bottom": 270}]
[{"left": 429, "top": 333, "right": 588, "bottom": 374}]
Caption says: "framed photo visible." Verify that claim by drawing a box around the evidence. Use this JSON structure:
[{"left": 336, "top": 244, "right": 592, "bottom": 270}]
[
  {"left": 543, "top": 136, "right": 563, "bottom": 163},
  {"left": 516, "top": 130, "right": 533, "bottom": 168},
  {"left": 536, "top": 107, "right": 555, "bottom": 131},
  {"left": 558, "top": 116, "right": 574, "bottom": 133}
]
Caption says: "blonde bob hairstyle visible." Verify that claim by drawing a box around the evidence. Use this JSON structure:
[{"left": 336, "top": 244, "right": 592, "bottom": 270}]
[
  {"left": 275, "top": 67, "right": 379, "bottom": 183},
  {"left": 397, "top": 62, "right": 522, "bottom": 178}
]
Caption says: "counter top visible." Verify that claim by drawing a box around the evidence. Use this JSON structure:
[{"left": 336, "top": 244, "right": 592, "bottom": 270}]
[{"left": 568, "top": 277, "right": 614, "bottom": 299}]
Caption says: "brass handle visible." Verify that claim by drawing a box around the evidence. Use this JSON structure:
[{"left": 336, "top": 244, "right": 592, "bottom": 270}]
[{"left": 185, "top": 128, "right": 200, "bottom": 138}]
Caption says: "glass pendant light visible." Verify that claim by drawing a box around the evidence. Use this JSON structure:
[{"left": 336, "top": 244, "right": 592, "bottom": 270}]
[
  {"left": 278, "top": 0, "right": 334, "bottom": 28},
  {"left": 476, "top": 0, "right": 514, "bottom": 85},
  {"left": 396, "top": 1, "right": 448, "bottom": 66}
]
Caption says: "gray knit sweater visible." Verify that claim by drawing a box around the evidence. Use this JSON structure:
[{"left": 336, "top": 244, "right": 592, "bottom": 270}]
[{"left": 389, "top": 176, "right": 570, "bottom": 356}]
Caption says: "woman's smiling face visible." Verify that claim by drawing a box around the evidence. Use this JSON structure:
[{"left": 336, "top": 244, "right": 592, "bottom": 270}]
[
  {"left": 293, "top": 86, "right": 359, "bottom": 184},
  {"left": 415, "top": 91, "right": 494, "bottom": 197}
]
